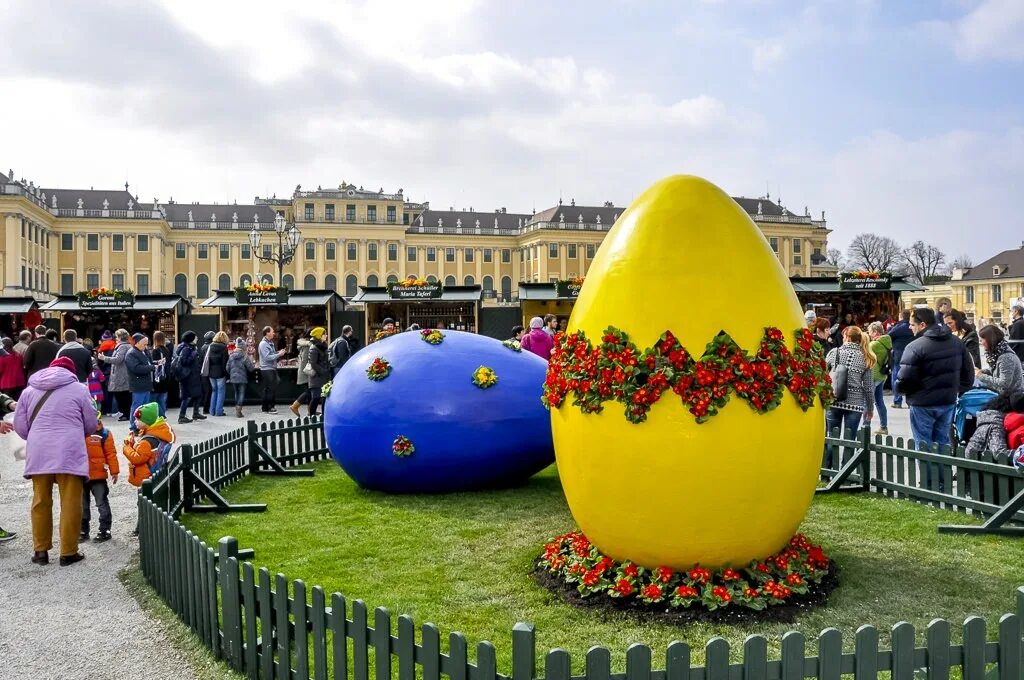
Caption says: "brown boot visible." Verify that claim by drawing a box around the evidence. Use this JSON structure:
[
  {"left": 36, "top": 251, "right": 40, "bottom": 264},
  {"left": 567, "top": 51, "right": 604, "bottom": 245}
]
[
  {"left": 236, "top": 405, "right": 244, "bottom": 418},
  {"left": 289, "top": 401, "right": 301, "bottom": 417}
]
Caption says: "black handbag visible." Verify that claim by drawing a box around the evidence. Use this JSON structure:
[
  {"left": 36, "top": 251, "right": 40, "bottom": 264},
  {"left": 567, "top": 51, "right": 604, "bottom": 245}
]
[{"left": 831, "top": 364, "right": 849, "bottom": 402}]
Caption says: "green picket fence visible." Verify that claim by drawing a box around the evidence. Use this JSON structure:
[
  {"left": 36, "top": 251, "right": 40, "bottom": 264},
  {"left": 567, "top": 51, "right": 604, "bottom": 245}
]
[{"left": 138, "top": 418, "right": 1024, "bottom": 679}]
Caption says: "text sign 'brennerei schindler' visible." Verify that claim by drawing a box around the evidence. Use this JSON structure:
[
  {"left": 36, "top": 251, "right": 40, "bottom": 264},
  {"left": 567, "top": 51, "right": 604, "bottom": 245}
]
[{"left": 388, "top": 283, "right": 443, "bottom": 299}]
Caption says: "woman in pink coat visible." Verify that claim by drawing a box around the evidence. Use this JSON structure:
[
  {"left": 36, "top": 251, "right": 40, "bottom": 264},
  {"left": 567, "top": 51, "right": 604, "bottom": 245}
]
[
  {"left": 520, "top": 317, "right": 555, "bottom": 360},
  {"left": 0, "top": 337, "right": 27, "bottom": 400},
  {"left": 13, "top": 356, "right": 97, "bottom": 566}
]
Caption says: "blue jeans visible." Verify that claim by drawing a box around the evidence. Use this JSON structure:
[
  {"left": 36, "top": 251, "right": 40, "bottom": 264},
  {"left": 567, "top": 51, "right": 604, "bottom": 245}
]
[
  {"left": 152, "top": 392, "right": 168, "bottom": 418},
  {"left": 129, "top": 391, "right": 151, "bottom": 433},
  {"left": 891, "top": 349, "right": 904, "bottom": 405},
  {"left": 210, "top": 378, "right": 227, "bottom": 416},
  {"left": 910, "top": 403, "right": 955, "bottom": 492},
  {"left": 233, "top": 383, "right": 247, "bottom": 407},
  {"left": 873, "top": 379, "right": 888, "bottom": 429},
  {"left": 824, "top": 408, "right": 862, "bottom": 469}
]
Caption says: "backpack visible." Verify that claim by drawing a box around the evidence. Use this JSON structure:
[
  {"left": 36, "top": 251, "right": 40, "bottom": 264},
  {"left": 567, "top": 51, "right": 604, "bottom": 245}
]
[
  {"left": 170, "top": 345, "right": 189, "bottom": 380},
  {"left": 141, "top": 435, "right": 174, "bottom": 476},
  {"left": 328, "top": 337, "right": 350, "bottom": 368}
]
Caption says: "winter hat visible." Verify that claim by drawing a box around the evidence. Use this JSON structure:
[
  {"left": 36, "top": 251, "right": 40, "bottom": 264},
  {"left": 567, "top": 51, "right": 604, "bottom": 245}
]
[
  {"left": 49, "top": 356, "right": 77, "bottom": 374},
  {"left": 310, "top": 327, "right": 326, "bottom": 340},
  {"left": 132, "top": 333, "right": 146, "bottom": 344},
  {"left": 101, "top": 330, "right": 114, "bottom": 340},
  {"left": 204, "top": 331, "right": 216, "bottom": 342},
  {"left": 804, "top": 309, "right": 817, "bottom": 322},
  {"left": 134, "top": 402, "right": 161, "bottom": 428},
  {"left": 182, "top": 331, "right": 197, "bottom": 344},
  {"left": 235, "top": 337, "right": 246, "bottom": 349},
  {"left": 382, "top": 318, "right": 395, "bottom": 326},
  {"left": 529, "top": 316, "right": 544, "bottom": 329}
]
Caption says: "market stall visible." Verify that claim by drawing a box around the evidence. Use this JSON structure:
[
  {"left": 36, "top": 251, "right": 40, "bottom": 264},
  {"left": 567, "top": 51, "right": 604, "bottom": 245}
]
[
  {"left": 351, "top": 281, "right": 482, "bottom": 341},
  {"left": 41, "top": 292, "right": 191, "bottom": 344},
  {"left": 200, "top": 286, "right": 346, "bottom": 403},
  {"left": 518, "top": 279, "right": 583, "bottom": 329},
  {"left": 791, "top": 274, "right": 923, "bottom": 325},
  {"left": 0, "top": 297, "right": 43, "bottom": 338}
]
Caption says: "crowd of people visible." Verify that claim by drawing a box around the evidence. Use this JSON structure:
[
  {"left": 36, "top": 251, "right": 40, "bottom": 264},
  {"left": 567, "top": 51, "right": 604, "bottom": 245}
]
[{"left": 816, "top": 300, "right": 1024, "bottom": 487}]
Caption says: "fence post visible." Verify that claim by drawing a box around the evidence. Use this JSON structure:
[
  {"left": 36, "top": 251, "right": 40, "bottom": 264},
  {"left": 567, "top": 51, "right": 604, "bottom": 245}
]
[
  {"left": 180, "top": 444, "right": 194, "bottom": 513},
  {"left": 247, "top": 420, "right": 259, "bottom": 475},
  {"left": 512, "top": 623, "right": 536, "bottom": 680},
  {"left": 860, "top": 426, "right": 872, "bottom": 491},
  {"left": 218, "top": 536, "right": 244, "bottom": 670}
]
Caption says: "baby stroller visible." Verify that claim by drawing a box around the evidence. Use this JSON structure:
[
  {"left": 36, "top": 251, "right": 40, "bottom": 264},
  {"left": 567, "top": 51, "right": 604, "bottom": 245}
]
[{"left": 952, "top": 388, "right": 999, "bottom": 447}]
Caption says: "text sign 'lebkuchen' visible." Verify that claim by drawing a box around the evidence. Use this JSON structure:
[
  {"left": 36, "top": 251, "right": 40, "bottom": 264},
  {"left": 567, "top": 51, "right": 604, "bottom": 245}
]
[
  {"left": 838, "top": 272, "right": 892, "bottom": 290},
  {"left": 235, "top": 287, "right": 290, "bottom": 305},
  {"left": 388, "top": 282, "right": 442, "bottom": 299}
]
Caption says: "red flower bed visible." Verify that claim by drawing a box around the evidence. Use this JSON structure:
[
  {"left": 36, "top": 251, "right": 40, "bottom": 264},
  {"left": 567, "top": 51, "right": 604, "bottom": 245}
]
[
  {"left": 542, "top": 326, "right": 833, "bottom": 424},
  {"left": 538, "top": 531, "right": 833, "bottom": 612}
]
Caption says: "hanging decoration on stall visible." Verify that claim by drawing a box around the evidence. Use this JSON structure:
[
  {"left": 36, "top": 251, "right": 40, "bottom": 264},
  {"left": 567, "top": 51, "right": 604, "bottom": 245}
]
[
  {"left": 388, "top": 276, "right": 442, "bottom": 299},
  {"left": 75, "top": 288, "right": 135, "bottom": 308},
  {"left": 555, "top": 276, "right": 586, "bottom": 298},
  {"left": 235, "top": 283, "right": 289, "bottom": 304},
  {"left": 837, "top": 271, "right": 892, "bottom": 290}
]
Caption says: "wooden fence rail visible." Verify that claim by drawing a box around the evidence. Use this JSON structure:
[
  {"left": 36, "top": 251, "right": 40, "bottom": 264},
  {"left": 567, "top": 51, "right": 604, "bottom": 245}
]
[{"left": 138, "top": 418, "right": 1024, "bottom": 679}]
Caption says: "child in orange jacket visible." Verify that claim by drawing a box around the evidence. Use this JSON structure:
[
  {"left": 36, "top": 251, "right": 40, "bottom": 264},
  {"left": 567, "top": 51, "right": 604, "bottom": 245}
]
[
  {"left": 82, "top": 406, "right": 120, "bottom": 542},
  {"left": 123, "top": 402, "right": 176, "bottom": 488}
]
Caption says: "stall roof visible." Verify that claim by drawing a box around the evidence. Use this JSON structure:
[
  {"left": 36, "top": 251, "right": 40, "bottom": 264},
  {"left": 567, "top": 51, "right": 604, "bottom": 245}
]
[
  {"left": 789, "top": 277, "right": 924, "bottom": 293},
  {"left": 0, "top": 297, "right": 39, "bottom": 314},
  {"left": 518, "top": 282, "right": 576, "bottom": 301},
  {"left": 352, "top": 286, "right": 483, "bottom": 303},
  {"left": 200, "top": 290, "right": 345, "bottom": 308},
  {"left": 42, "top": 294, "right": 190, "bottom": 312}
]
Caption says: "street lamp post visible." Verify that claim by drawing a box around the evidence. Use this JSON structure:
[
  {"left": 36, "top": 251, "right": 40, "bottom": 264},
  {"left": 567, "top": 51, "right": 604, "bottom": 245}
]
[{"left": 249, "top": 214, "right": 300, "bottom": 286}]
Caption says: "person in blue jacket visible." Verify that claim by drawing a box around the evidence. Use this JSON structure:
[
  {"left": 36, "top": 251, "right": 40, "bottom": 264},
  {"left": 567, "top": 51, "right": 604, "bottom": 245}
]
[{"left": 887, "top": 309, "right": 915, "bottom": 408}]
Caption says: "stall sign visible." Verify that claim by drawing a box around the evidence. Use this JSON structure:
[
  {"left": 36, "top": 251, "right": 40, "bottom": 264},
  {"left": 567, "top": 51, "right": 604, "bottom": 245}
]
[
  {"left": 388, "top": 282, "right": 442, "bottom": 299},
  {"left": 838, "top": 272, "right": 892, "bottom": 290},
  {"left": 76, "top": 289, "right": 135, "bottom": 308},
  {"left": 556, "top": 277, "right": 585, "bottom": 298},
  {"left": 236, "top": 286, "right": 289, "bottom": 305}
]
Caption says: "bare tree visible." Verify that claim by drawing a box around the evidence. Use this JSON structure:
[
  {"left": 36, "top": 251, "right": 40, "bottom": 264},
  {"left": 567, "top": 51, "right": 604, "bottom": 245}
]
[
  {"left": 826, "top": 247, "right": 844, "bottom": 268},
  {"left": 949, "top": 254, "right": 974, "bottom": 273},
  {"left": 901, "top": 241, "right": 947, "bottom": 284},
  {"left": 845, "top": 233, "right": 903, "bottom": 272}
]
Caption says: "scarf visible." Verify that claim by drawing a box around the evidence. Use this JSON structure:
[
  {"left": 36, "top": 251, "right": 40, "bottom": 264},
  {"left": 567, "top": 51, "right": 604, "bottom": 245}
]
[{"left": 985, "top": 339, "right": 1014, "bottom": 369}]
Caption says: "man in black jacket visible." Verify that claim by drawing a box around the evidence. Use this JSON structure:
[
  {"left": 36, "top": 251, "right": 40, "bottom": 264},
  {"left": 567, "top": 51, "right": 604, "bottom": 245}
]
[
  {"left": 55, "top": 329, "right": 93, "bottom": 382},
  {"left": 1009, "top": 302, "right": 1024, "bottom": 363},
  {"left": 22, "top": 325, "right": 60, "bottom": 379},
  {"left": 896, "top": 307, "right": 974, "bottom": 491}
]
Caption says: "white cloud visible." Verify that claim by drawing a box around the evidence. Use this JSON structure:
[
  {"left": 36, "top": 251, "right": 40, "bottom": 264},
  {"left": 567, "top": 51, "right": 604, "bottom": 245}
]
[
  {"left": 938, "top": 0, "right": 1024, "bottom": 62},
  {"left": 752, "top": 41, "right": 786, "bottom": 71}
]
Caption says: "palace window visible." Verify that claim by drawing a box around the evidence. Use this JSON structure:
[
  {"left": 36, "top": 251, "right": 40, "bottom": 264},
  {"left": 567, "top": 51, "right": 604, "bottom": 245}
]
[
  {"left": 198, "top": 244, "right": 208, "bottom": 259},
  {"left": 220, "top": 244, "right": 230, "bottom": 260},
  {"left": 112, "top": 273, "right": 125, "bottom": 290},
  {"left": 367, "top": 274, "right": 379, "bottom": 287},
  {"left": 387, "top": 206, "right": 396, "bottom": 223},
  {"left": 793, "top": 239, "right": 802, "bottom": 254},
  {"left": 283, "top": 274, "right": 294, "bottom": 290},
  {"left": 446, "top": 248, "right": 455, "bottom": 262},
  {"left": 326, "top": 242, "right": 336, "bottom": 260},
  {"left": 367, "top": 206, "right": 377, "bottom": 222},
  {"left": 368, "top": 243, "right": 378, "bottom": 260},
  {"left": 568, "top": 244, "right": 577, "bottom": 259},
  {"left": 966, "top": 286, "right": 975, "bottom": 304},
  {"left": 444, "top": 275, "right": 456, "bottom": 286},
  {"left": 60, "top": 273, "right": 73, "bottom": 295},
  {"left": 427, "top": 247, "right": 436, "bottom": 262},
  {"left": 87, "top": 234, "right": 99, "bottom": 251},
  {"left": 137, "top": 234, "right": 149, "bottom": 252},
  {"left": 407, "top": 246, "right": 417, "bottom": 261},
  {"left": 345, "top": 274, "right": 357, "bottom": 296},
  {"left": 112, "top": 234, "right": 124, "bottom": 251},
  {"left": 483, "top": 248, "right": 493, "bottom": 263},
  {"left": 87, "top": 273, "right": 100, "bottom": 289},
  {"left": 304, "top": 274, "right": 317, "bottom": 290},
  {"left": 794, "top": 255, "right": 802, "bottom": 265},
  {"left": 993, "top": 284, "right": 1002, "bottom": 303},
  {"left": 304, "top": 203, "right": 314, "bottom": 220},
  {"left": 218, "top": 274, "right": 230, "bottom": 290},
  {"left": 464, "top": 275, "right": 475, "bottom": 286},
  {"left": 549, "top": 243, "right": 558, "bottom": 258},
  {"left": 325, "top": 204, "right": 335, "bottom": 221},
  {"left": 137, "top": 273, "right": 150, "bottom": 295},
  {"left": 769, "top": 237, "right": 779, "bottom": 253},
  {"left": 262, "top": 245, "right": 272, "bottom": 259},
  {"left": 502, "top": 248, "right": 511, "bottom": 263},
  {"left": 388, "top": 243, "right": 398, "bottom": 261},
  {"left": 61, "top": 233, "right": 73, "bottom": 251},
  {"left": 346, "top": 204, "right": 356, "bottom": 221},
  {"left": 197, "top": 274, "right": 209, "bottom": 299},
  {"left": 483, "top": 276, "right": 493, "bottom": 296},
  {"left": 175, "top": 243, "right": 186, "bottom": 259},
  {"left": 174, "top": 273, "right": 187, "bottom": 297},
  {"left": 241, "top": 243, "right": 251, "bottom": 260},
  {"left": 305, "top": 241, "right": 315, "bottom": 260},
  {"left": 325, "top": 274, "right": 337, "bottom": 291},
  {"left": 347, "top": 242, "right": 357, "bottom": 260},
  {"left": 464, "top": 248, "right": 473, "bottom": 263},
  {"left": 586, "top": 243, "right": 595, "bottom": 258}
]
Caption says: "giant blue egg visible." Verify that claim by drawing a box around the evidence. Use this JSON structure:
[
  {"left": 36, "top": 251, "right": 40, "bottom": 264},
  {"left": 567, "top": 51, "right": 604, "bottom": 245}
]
[{"left": 324, "top": 330, "right": 554, "bottom": 493}]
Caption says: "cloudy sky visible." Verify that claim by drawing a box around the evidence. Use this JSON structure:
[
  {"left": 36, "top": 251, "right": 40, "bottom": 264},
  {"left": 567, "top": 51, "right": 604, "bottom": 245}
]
[{"left": 1, "top": 0, "right": 1021, "bottom": 259}]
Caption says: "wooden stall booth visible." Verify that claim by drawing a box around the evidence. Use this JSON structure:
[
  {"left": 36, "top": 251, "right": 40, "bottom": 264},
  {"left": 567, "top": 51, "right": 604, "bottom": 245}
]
[
  {"left": 0, "top": 297, "right": 43, "bottom": 338},
  {"left": 791, "top": 275, "right": 924, "bottom": 326},
  {"left": 351, "top": 282, "right": 482, "bottom": 341},
  {"left": 200, "top": 287, "right": 346, "bottom": 403},
  {"left": 41, "top": 293, "right": 191, "bottom": 345},
  {"left": 518, "top": 279, "right": 583, "bottom": 332}
]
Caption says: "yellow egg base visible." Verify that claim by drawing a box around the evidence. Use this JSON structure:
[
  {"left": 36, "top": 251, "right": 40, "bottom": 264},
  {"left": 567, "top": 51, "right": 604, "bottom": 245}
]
[{"left": 552, "top": 394, "right": 824, "bottom": 570}]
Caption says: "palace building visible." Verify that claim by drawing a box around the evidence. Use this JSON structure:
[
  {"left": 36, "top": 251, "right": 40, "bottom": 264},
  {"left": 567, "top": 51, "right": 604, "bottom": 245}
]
[{"left": 1, "top": 170, "right": 836, "bottom": 316}]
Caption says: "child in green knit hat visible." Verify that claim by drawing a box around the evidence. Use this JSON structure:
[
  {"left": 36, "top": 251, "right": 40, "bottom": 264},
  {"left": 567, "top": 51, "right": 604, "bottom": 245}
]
[{"left": 123, "top": 402, "right": 176, "bottom": 489}]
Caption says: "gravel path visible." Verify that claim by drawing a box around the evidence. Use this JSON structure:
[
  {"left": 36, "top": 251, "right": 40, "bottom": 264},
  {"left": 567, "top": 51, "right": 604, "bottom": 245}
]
[{"left": 0, "top": 408, "right": 298, "bottom": 680}]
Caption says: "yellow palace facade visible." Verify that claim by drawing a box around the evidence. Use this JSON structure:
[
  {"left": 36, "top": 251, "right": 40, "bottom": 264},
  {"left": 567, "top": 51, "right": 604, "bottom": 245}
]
[{"left": 1, "top": 171, "right": 836, "bottom": 316}]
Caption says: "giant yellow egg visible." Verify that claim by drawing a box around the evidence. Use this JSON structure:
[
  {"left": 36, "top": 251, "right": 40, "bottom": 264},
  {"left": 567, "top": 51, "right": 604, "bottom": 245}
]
[{"left": 551, "top": 175, "right": 824, "bottom": 570}]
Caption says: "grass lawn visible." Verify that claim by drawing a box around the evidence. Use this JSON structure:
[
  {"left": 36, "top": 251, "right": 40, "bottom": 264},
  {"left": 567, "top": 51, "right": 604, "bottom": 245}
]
[{"left": 182, "top": 461, "right": 1024, "bottom": 669}]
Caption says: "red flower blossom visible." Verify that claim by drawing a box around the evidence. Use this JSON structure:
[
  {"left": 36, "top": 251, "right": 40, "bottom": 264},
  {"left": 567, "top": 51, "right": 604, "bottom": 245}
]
[
  {"left": 641, "top": 584, "right": 663, "bottom": 600},
  {"left": 675, "top": 585, "right": 699, "bottom": 598},
  {"left": 623, "top": 564, "right": 639, "bottom": 578},
  {"left": 614, "top": 579, "right": 634, "bottom": 596},
  {"left": 655, "top": 566, "right": 673, "bottom": 584}
]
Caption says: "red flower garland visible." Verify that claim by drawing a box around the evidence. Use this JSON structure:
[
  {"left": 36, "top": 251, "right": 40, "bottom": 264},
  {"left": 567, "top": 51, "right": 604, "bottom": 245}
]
[
  {"left": 539, "top": 531, "right": 832, "bottom": 612},
  {"left": 542, "top": 326, "right": 832, "bottom": 424}
]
